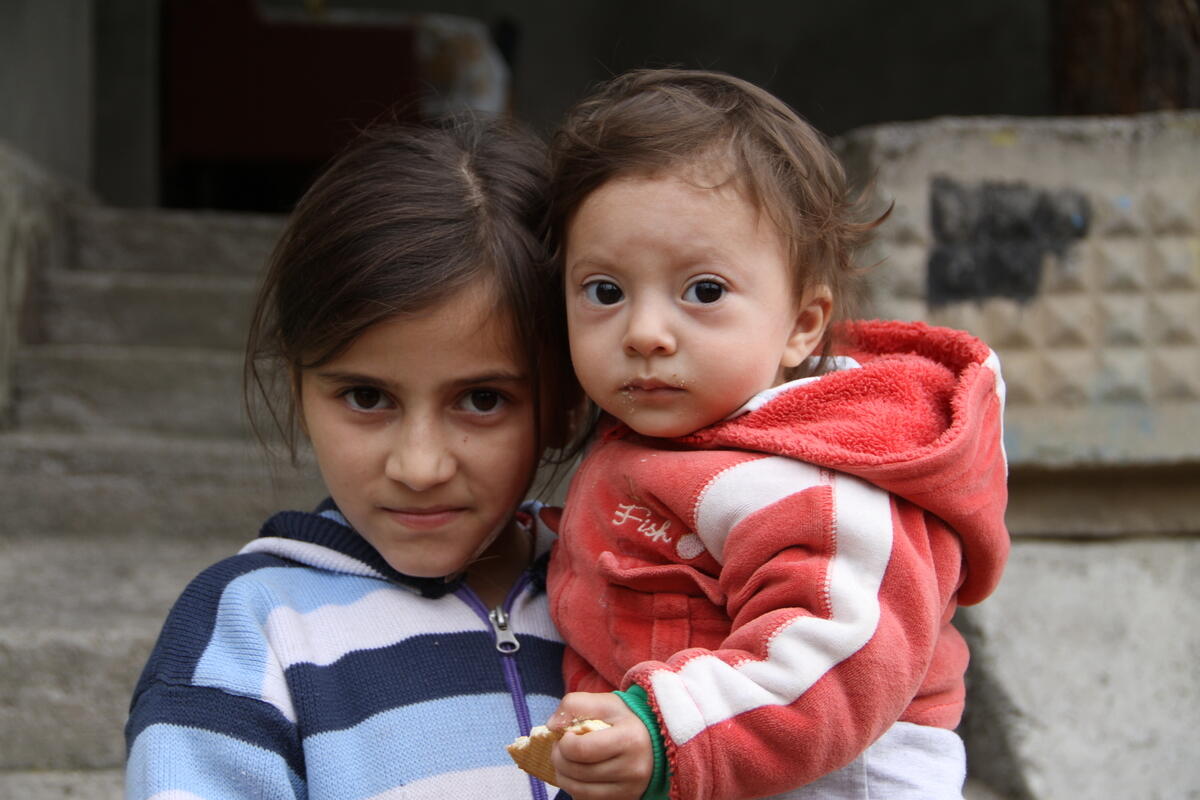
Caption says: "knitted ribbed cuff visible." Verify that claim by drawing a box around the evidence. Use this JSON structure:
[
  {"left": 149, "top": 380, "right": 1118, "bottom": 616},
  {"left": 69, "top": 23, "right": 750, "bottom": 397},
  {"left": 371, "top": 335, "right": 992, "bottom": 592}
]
[{"left": 614, "top": 685, "right": 670, "bottom": 800}]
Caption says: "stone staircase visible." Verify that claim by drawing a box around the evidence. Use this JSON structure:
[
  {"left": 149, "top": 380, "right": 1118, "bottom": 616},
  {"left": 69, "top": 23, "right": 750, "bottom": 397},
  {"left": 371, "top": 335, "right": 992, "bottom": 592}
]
[{"left": 0, "top": 205, "right": 324, "bottom": 798}]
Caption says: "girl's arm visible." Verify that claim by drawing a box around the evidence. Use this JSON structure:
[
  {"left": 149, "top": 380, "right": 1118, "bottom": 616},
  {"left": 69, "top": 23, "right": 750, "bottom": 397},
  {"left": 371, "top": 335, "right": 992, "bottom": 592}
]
[
  {"left": 124, "top": 557, "right": 304, "bottom": 800},
  {"left": 125, "top": 682, "right": 302, "bottom": 799}
]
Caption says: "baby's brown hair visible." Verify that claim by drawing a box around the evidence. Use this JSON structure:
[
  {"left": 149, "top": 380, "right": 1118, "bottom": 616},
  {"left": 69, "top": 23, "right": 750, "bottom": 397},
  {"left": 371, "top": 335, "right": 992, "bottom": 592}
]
[{"left": 549, "top": 68, "right": 886, "bottom": 375}]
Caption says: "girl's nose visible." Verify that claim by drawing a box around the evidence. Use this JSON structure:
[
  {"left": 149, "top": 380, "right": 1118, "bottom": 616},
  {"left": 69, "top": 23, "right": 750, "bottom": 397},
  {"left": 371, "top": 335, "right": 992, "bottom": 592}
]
[
  {"left": 384, "top": 415, "right": 456, "bottom": 491},
  {"left": 622, "top": 300, "right": 676, "bottom": 357}
]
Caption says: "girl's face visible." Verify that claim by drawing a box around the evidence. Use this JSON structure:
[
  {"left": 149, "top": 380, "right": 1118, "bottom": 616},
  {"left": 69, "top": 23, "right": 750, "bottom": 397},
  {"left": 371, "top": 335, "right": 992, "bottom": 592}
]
[{"left": 299, "top": 283, "right": 538, "bottom": 583}]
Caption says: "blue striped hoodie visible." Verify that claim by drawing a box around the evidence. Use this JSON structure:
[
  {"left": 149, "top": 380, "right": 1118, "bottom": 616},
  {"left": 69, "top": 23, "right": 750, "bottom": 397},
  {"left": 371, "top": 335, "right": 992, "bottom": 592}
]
[{"left": 125, "top": 500, "right": 567, "bottom": 799}]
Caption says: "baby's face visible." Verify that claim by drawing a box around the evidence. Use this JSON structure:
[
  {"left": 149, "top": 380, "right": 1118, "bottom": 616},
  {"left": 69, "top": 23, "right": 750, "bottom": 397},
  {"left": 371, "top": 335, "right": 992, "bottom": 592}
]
[{"left": 564, "top": 168, "right": 830, "bottom": 438}]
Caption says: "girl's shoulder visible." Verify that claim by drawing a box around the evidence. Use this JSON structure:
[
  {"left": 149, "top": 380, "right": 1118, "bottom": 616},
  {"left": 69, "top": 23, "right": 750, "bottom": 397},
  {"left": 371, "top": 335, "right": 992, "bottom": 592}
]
[
  {"left": 172, "top": 540, "right": 393, "bottom": 628},
  {"left": 175, "top": 547, "right": 304, "bottom": 612}
]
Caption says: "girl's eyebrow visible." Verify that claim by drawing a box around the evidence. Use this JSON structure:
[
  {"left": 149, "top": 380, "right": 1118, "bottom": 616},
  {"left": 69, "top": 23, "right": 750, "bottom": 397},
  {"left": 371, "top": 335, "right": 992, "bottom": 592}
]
[
  {"left": 452, "top": 370, "right": 529, "bottom": 388},
  {"left": 312, "top": 369, "right": 528, "bottom": 389},
  {"left": 311, "top": 370, "right": 388, "bottom": 387}
]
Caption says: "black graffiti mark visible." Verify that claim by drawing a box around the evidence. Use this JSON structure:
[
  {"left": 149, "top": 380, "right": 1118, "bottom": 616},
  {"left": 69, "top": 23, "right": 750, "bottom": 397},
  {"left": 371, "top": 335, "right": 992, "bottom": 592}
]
[{"left": 927, "top": 177, "right": 1090, "bottom": 306}]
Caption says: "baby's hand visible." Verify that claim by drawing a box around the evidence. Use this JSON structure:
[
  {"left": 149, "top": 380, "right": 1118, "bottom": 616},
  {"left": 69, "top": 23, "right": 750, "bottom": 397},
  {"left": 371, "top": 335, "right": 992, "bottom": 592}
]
[{"left": 548, "top": 692, "right": 654, "bottom": 800}]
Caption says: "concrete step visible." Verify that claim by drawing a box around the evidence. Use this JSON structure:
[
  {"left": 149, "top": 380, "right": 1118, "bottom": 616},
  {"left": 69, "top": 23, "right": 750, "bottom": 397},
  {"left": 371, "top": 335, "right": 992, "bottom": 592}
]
[
  {"left": 0, "top": 770, "right": 123, "bottom": 800},
  {"left": 14, "top": 344, "right": 250, "bottom": 438},
  {"left": 0, "top": 431, "right": 324, "bottom": 773},
  {"left": 0, "top": 525, "right": 275, "bottom": 773},
  {"left": 30, "top": 269, "right": 258, "bottom": 349},
  {"left": 0, "top": 430, "right": 325, "bottom": 535},
  {"left": 70, "top": 204, "right": 283, "bottom": 275},
  {"left": 0, "top": 203, "right": 292, "bottom": 789}
]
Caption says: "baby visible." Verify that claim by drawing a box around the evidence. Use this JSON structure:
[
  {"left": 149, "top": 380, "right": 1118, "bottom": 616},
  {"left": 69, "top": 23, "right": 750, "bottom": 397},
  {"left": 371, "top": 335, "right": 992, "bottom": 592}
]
[{"left": 539, "top": 69, "right": 1011, "bottom": 800}]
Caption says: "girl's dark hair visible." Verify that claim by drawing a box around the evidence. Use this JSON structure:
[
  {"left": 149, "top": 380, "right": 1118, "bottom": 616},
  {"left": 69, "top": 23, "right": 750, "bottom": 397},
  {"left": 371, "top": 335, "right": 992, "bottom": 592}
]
[
  {"left": 245, "top": 116, "right": 581, "bottom": 471},
  {"left": 549, "top": 68, "right": 888, "bottom": 377}
]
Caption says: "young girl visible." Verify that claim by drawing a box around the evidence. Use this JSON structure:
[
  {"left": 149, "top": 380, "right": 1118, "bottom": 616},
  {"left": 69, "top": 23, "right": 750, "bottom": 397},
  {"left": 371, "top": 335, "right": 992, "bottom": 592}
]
[
  {"left": 534, "top": 69, "right": 1010, "bottom": 800},
  {"left": 124, "top": 117, "right": 581, "bottom": 799}
]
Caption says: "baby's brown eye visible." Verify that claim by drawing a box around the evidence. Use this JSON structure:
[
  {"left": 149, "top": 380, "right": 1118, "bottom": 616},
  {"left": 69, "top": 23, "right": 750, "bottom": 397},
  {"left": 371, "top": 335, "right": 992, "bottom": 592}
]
[
  {"left": 685, "top": 280, "right": 725, "bottom": 303},
  {"left": 585, "top": 280, "right": 623, "bottom": 305}
]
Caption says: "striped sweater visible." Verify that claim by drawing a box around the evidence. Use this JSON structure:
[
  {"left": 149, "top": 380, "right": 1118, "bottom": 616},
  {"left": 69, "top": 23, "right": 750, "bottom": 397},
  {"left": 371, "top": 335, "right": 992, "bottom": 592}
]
[{"left": 125, "top": 501, "right": 566, "bottom": 800}]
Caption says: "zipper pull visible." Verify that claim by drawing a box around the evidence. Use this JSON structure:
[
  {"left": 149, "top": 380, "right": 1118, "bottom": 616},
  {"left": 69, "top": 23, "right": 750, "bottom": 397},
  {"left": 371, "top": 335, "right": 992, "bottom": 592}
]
[{"left": 488, "top": 606, "right": 520, "bottom": 653}]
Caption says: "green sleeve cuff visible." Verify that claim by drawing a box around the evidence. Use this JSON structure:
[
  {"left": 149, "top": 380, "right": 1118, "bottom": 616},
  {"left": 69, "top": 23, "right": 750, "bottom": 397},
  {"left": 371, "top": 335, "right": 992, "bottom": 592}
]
[{"left": 614, "top": 685, "right": 670, "bottom": 800}]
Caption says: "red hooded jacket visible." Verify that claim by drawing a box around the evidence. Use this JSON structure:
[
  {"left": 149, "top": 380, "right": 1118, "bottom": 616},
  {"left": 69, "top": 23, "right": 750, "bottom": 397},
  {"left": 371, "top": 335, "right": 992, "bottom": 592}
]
[{"left": 549, "top": 320, "right": 1010, "bottom": 799}]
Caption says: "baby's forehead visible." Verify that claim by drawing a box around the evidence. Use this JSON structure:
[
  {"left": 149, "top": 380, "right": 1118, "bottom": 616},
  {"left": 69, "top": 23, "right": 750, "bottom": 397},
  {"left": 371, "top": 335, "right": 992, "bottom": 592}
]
[{"left": 606, "top": 148, "right": 740, "bottom": 192}]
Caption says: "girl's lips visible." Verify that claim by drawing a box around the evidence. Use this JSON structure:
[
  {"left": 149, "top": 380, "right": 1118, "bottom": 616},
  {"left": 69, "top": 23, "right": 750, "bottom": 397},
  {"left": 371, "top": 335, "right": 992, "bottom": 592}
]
[{"left": 383, "top": 506, "right": 466, "bottom": 530}]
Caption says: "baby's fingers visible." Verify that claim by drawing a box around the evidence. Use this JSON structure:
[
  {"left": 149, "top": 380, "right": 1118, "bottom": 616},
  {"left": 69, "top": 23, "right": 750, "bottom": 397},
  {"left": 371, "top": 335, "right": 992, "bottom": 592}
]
[
  {"left": 553, "top": 751, "right": 651, "bottom": 800},
  {"left": 549, "top": 691, "right": 629, "bottom": 733},
  {"left": 556, "top": 724, "right": 624, "bottom": 764}
]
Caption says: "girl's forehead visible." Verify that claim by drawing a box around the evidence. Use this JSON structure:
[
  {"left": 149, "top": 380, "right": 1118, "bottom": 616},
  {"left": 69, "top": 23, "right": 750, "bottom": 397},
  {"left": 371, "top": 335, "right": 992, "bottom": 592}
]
[
  {"left": 302, "top": 281, "right": 522, "bottom": 371},
  {"left": 382, "top": 287, "right": 524, "bottom": 365},
  {"left": 312, "top": 307, "right": 527, "bottom": 389}
]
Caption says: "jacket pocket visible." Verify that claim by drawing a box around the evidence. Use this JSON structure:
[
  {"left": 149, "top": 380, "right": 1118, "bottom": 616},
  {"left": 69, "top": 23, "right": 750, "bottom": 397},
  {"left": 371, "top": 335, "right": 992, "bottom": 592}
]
[{"left": 597, "top": 552, "right": 730, "bottom": 664}]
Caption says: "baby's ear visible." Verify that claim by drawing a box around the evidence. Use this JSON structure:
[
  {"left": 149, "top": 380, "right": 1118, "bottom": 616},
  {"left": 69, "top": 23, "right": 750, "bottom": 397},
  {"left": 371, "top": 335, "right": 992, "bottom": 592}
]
[{"left": 780, "top": 285, "right": 832, "bottom": 368}]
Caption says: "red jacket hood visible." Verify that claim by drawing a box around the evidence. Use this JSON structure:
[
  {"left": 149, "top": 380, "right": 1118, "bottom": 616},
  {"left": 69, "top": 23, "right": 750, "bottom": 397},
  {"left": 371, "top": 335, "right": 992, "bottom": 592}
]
[{"left": 682, "top": 319, "right": 1010, "bottom": 605}]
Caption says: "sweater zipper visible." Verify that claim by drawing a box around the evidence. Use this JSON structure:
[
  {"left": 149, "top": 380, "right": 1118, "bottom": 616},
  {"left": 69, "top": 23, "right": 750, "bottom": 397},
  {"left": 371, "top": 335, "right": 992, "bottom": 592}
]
[{"left": 458, "top": 574, "right": 549, "bottom": 800}]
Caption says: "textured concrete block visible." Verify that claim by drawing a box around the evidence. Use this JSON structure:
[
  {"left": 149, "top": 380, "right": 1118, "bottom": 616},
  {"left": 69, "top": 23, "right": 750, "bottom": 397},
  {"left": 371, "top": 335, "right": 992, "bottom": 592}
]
[{"left": 837, "top": 113, "right": 1200, "bottom": 467}]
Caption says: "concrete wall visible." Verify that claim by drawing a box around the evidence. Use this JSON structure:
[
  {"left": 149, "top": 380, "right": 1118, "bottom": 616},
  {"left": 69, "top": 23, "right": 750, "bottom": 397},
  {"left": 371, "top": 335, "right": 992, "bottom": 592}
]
[
  {"left": 0, "top": 146, "right": 86, "bottom": 429},
  {"left": 0, "top": 1, "right": 94, "bottom": 188},
  {"left": 93, "top": 0, "right": 160, "bottom": 208}
]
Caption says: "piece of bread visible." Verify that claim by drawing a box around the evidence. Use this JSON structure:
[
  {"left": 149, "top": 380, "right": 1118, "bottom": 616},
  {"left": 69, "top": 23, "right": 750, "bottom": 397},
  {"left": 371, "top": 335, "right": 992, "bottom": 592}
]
[{"left": 506, "top": 718, "right": 611, "bottom": 786}]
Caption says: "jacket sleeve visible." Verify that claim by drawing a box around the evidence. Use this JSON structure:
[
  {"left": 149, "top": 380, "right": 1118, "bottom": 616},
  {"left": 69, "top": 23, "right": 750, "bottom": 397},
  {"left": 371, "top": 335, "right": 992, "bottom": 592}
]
[
  {"left": 623, "top": 457, "right": 958, "bottom": 800},
  {"left": 124, "top": 561, "right": 305, "bottom": 800},
  {"left": 126, "top": 682, "right": 303, "bottom": 799}
]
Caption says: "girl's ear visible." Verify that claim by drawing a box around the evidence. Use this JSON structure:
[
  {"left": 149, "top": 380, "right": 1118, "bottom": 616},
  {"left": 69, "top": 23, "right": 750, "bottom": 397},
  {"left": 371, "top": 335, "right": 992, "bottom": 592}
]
[{"left": 780, "top": 285, "right": 833, "bottom": 369}]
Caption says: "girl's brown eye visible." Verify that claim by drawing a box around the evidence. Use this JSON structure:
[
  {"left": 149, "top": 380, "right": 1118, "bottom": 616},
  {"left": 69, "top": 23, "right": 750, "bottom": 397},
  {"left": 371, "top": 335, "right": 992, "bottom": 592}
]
[
  {"left": 347, "top": 387, "right": 385, "bottom": 410},
  {"left": 461, "top": 390, "right": 505, "bottom": 415}
]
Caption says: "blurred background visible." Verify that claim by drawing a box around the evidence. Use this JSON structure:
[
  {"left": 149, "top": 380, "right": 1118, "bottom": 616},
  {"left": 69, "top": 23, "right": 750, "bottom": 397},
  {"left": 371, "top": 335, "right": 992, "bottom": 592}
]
[
  {"left": 3, "top": 0, "right": 1197, "bottom": 211},
  {"left": 0, "top": 1, "right": 1197, "bottom": 798}
]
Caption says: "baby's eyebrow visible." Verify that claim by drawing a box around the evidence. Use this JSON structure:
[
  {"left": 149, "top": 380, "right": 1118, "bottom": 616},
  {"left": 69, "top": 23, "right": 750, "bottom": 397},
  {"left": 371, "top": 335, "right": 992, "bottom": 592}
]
[{"left": 565, "top": 254, "right": 613, "bottom": 275}]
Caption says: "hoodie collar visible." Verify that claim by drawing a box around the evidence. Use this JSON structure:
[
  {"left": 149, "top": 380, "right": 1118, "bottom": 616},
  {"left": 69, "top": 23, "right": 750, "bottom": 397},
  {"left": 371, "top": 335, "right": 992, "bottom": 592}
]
[{"left": 249, "top": 499, "right": 467, "bottom": 598}]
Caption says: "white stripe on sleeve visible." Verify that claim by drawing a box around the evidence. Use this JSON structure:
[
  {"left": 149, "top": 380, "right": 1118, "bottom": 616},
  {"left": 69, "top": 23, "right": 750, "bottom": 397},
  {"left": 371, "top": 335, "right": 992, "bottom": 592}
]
[{"left": 658, "top": 457, "right": 893, "bottom": 746}]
